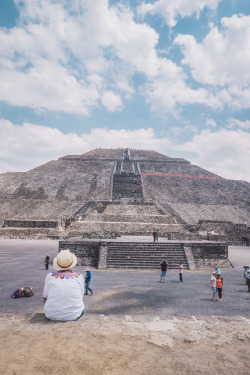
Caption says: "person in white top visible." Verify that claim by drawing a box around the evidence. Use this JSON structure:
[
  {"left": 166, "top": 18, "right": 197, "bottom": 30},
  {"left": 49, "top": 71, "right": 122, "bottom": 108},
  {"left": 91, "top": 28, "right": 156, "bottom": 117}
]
[
  {"left": 43, "top": 249, "right": 84, "bottom": 321},
  {"left": 210, "top": 271, "right": 217, "bottom": 302}
]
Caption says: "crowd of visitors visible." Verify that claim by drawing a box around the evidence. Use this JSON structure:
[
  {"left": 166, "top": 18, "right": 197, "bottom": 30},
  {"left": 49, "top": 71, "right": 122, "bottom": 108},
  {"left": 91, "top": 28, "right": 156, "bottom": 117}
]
[{"left": 42, "top": 250, "right": 248, "bottom": 321}]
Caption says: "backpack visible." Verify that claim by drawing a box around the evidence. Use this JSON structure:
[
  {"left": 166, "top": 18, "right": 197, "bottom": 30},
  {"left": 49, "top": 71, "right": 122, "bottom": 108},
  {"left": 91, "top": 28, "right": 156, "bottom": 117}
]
[{"left": 11, "top": 287, "right": 34, "bottom": 298}]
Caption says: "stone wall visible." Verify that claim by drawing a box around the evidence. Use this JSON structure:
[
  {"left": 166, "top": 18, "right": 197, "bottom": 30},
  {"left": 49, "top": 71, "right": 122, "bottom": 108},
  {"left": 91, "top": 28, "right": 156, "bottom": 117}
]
[
  {"left": 59, "top": 239, "right": 231, "bottom": 270},
  {"left": 59, "top": 240, "right": 100, "bottom": 267},
  {"left": 184, "top": 242, "right": 230, "bottom": 269},
  {"left": 0, "top": 227, "right": 60, "bottom": 240},
  {"left": 198, "top": 221, "right": 250, "bottom": 246},
  {"left": 3, "top": 219, "right": 58, "bottom": 228}
]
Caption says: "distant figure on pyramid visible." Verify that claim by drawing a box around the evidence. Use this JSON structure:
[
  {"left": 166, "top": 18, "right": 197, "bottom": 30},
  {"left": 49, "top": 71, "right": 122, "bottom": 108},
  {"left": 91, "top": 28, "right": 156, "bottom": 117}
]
[
  {"left": 124, "top": 148, "right": 130, "bottom": 162},
  {"left": 153, "top": 231, "right": 159, "bottom": 242}
]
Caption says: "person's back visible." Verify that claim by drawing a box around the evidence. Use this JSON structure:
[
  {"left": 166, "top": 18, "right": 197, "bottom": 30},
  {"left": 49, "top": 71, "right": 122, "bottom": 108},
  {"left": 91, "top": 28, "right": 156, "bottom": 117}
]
[
  {"left": 161, "top": 260, "right": 167, "bottom": 272},
  {"left": 43, "top": 249, "right": 84, "bottom": 321},
  {"left": 160, "top": 259, "right": 168, "bottom": 283}
]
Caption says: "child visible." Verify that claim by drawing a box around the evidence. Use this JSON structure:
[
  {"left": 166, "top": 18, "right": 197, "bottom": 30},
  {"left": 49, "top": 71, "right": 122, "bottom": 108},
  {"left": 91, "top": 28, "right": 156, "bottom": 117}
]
[
  {"left": 85, "top": 268, "right": 93, "bottom": 296},
  {"left": 216, "top": 274, "right": 223, "bottom": 301}
]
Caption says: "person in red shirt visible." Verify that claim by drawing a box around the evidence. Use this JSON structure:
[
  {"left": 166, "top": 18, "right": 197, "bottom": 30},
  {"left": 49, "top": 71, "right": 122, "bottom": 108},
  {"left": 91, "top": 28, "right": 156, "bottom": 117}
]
[{"left": 152, "top": 231, "right": 156, "bottom": 242}]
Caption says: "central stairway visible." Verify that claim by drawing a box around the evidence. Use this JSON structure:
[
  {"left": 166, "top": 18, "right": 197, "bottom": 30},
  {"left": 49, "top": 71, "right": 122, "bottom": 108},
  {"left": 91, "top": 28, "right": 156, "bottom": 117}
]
[
  {"left": 107, "top": 242, "right": 188, "bottom": 269},
  {"left": 112, "top": 160, "right": 143, "bottom": 200}
]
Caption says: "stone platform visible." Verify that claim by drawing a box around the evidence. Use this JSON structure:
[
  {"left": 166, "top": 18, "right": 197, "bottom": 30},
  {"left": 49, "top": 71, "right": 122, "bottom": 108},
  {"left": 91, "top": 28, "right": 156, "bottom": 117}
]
[{"left": 59, "top": 236, "right": 230, "bottom": 270}]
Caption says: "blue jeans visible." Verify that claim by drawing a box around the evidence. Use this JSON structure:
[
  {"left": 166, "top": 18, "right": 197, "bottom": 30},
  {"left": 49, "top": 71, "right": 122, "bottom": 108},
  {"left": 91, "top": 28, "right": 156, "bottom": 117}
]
[
  {"left": 85, "top": 281, "right": 93, "bottom": 295},
  {"left": 179, "top": 273, "right": 183, "bottom": 282}
]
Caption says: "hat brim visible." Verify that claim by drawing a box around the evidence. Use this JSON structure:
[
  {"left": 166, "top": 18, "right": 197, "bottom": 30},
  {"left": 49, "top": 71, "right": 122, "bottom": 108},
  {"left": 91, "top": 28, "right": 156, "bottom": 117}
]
[{"left": 53, "top": 253, "right": 78, "bottom": 271}]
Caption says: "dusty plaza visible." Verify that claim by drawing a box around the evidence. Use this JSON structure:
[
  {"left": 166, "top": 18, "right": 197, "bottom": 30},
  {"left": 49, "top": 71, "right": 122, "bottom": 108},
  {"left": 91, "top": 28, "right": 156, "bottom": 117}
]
[{"left": 0, "top": 239, "right": 250, "bottom": 375}]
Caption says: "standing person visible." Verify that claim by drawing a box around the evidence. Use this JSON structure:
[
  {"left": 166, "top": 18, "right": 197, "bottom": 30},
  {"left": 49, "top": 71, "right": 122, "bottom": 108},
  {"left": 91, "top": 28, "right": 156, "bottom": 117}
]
[
  {"left": 45, "top": 254, "right": 50, "bottom": 270},
  {"left": 244, "top": 266, "right": 250, "bottom": 284},
  {"left": 156, "top": 231, "right": 159, "bottom": 243},
  {"left": 179, "top": 262, "right": 183, "bottom": 282},
  {"left": 85, "top": 268, "right": 93, "bottom": 295},
  {"left": 245, "top": 270, "right": 250, "bottom": 292},
  {"left": 216, "top": 274, "right": 223, "bottom": 301},
  {"left": 211, "top": 271, "right": 217, "bottom": 302},
  {"left": 43, "top": 249, "right": 84, "bottom": 321},
  {"left": 160, "top": 259, "right": 168, "bottom": 283},
  {"left": 216, "top": 267, "right": 221, "bottom": 275},
  {"left": 152, "top": 231, "right": 156, "bottom": 242}
]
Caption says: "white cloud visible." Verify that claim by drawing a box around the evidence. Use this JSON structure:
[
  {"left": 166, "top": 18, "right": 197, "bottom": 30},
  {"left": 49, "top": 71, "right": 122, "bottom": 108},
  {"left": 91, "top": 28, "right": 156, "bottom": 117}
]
[
  {"left": 174, "top": 14, "right": 250, "bottom": 110},
  {"left": 0, "top": 119, "right": 249, "bottom": 183},
  {"left": 0, "top": 119, "right": 171, "bottom": 172},
  {"left": 205, "top": 118, "right": 217, "bottom": 128},
  {"left": 0, "top": 0, "right": 240, "bottom": 118},
  {"left": 101, "top": 90, "right": 123, "bottom": 112},
  {"left": 226, "top": 118, "right": 250, "bottom": 130},
  {"left": 138, "top": 0, "right": 221, "bottom": 27},
  {"left": 177, "top": 128, "right": 250, "bottom": 181},
  {"left": 1, "top": 0, "right": 156, "bottom": 114}
]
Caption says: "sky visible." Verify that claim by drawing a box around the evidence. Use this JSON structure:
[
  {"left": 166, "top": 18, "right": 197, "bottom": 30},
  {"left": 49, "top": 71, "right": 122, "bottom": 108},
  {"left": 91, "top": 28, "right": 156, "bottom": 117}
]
[{"left": 0, "top": 0, "right": 249, "bottom": 182}]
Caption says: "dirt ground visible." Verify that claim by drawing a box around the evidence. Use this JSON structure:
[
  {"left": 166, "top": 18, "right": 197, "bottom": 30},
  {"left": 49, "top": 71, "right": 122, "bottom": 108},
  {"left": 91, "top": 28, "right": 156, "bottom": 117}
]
[{"left": 1, "top": 313, "right": 250, "bottom": 375}]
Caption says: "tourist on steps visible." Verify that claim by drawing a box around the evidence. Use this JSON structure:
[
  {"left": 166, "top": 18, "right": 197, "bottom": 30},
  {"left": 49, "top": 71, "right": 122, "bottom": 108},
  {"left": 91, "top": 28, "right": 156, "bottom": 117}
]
[
  {"left": 155, "top": 231, "right": 159, "bottom": 242},
  {"left": 153, "top": 231, "right": 156, "bottom": 242}
]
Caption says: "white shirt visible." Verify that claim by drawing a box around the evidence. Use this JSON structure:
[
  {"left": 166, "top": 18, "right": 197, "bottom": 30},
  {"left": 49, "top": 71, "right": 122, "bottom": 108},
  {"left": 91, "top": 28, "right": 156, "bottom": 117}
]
[
  {"left": 43, "top": 270, "right": 84, "bottom": 321},
  {"left": 211, "top": 275, "right": 217, "bottom": 287}
]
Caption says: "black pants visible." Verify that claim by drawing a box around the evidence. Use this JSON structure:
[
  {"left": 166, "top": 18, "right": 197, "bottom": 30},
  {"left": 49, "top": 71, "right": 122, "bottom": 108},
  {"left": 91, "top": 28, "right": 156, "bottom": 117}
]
[
  {"left": 247, "top": 279, "right": 250, "bottom": 292},
  {"left": 217, "top": 288, "right": 222, "bottom": 299}
]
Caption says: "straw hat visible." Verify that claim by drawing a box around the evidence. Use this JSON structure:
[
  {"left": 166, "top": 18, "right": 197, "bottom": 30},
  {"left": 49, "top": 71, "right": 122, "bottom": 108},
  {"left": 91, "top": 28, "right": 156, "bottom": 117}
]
[{"left": 53, "top": 249, "right": 77, "bottom": 271}]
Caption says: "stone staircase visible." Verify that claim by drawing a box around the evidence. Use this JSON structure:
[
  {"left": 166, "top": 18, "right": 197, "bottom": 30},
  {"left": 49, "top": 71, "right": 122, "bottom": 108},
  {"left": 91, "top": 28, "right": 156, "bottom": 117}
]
[
  {"left": 107, "top": 242, "right": 188, "bottom": 269},
  {"left": 66, "top": 201, "right": 192, "bottom": 239},
  {"left": 112, "top": 173, "right": 143, "bottom": 199},
  {"left": 112, "top": 159, "right": 143, "bottom": 200}
]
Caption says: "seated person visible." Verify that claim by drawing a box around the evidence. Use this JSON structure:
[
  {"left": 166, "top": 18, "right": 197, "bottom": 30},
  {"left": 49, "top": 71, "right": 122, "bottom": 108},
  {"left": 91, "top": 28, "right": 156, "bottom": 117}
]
[{"left": 43, "top": 249, "right": 84, "bottom": 321}]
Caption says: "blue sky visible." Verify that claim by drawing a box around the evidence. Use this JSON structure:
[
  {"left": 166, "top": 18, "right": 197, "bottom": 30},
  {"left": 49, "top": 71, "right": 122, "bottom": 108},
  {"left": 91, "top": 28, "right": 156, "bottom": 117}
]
[{"left": 0, "top": 0, "right": 249, "bottom": 181}]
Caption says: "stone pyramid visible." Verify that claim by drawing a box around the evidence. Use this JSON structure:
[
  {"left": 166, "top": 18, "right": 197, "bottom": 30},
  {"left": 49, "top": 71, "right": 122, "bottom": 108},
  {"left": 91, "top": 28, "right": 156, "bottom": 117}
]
[{"left": 0, "top": 148, "right": 249, "bottom": 244}]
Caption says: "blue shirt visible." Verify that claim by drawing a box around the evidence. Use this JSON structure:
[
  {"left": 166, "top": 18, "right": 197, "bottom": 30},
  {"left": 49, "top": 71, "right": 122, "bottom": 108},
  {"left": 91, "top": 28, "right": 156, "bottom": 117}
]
[{"left": 85, "top": 271, "right": 91, "bottom": 283}]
